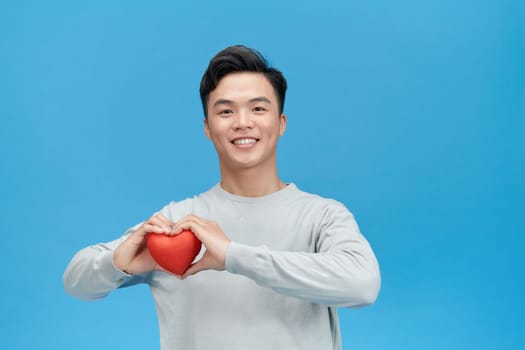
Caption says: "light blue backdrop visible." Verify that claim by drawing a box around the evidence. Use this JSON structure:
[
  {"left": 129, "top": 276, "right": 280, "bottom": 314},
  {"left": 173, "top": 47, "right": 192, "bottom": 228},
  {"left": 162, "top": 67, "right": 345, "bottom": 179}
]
[{"left": 1, "top": 1, "right": 523, "bottom": 349}]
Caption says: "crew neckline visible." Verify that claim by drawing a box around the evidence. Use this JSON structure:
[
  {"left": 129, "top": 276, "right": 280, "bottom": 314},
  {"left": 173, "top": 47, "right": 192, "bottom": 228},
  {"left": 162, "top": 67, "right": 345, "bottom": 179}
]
[{"left": 212, "top": 182, "right": 297, "bottom": 203}]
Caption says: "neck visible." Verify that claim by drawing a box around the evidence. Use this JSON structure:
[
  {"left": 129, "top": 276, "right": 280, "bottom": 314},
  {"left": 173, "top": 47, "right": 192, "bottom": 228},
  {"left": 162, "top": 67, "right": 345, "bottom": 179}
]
[{"left": 219, "top": 165, "right": 286, "bottom": 197}]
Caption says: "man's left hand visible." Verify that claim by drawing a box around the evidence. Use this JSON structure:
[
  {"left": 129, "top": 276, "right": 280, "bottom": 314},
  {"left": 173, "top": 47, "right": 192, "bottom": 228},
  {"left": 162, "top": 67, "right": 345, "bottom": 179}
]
[{"left": 170, "top": 214, "right": 231, "bottom": 278}]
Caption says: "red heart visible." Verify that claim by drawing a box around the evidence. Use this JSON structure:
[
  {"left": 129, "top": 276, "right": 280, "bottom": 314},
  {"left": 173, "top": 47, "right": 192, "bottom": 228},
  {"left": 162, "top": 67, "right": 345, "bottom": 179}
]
[{"left": 146, "top": 230, "right": 202, "bottom": 275}]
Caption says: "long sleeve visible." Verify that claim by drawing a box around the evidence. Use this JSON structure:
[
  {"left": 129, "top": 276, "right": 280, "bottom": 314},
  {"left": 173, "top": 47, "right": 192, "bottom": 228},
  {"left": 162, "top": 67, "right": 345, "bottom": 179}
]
[
  {"left": 63, "top": 225, "right": 150, "bottom": 301},
  {"left": 224, "top": 200, "right": 381, "bottom": 307}
]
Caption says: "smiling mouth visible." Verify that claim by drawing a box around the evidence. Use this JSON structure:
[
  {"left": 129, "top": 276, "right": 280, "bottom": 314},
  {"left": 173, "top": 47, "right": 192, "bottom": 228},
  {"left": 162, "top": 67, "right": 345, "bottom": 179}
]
[{"left": 232, "top": 138, "right": 259, "bottom": 145}]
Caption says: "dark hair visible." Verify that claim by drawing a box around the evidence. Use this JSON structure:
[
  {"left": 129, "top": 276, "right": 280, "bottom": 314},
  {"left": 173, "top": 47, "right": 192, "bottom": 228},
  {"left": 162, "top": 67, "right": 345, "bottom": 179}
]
[{"left": 200, "top": 45, "right": 287, "bottom": 117}]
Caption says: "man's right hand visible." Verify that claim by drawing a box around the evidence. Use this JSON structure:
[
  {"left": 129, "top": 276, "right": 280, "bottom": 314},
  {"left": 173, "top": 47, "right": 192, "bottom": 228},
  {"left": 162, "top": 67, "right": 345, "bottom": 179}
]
[{"left": 112, "top": 213, "right": 177, "bottom": 276}]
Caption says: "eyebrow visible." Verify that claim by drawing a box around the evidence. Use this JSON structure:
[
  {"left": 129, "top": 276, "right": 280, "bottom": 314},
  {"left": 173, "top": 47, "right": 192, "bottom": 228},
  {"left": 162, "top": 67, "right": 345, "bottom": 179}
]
[
  {"left": 249, "top": 96, "right": 272, "bottom": 104},
  {"left": 212, "top": 99, "right": 233, "bottom": 108},
  {"left": 212, "top": 96, "right": 272, "bottom": 108}
]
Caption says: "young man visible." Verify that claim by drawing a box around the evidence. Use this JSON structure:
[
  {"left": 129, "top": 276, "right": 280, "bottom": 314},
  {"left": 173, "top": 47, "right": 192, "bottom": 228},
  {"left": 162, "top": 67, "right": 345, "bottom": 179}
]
[{"left": 63, "top": 45, "right": 381, "bottom": 350}]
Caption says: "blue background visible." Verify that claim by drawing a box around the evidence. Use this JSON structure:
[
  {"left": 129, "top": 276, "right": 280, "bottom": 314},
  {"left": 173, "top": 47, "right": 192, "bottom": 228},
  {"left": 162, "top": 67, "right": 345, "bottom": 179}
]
[{"left": 1, "top": 1, "right": 523, "bottom": 349}]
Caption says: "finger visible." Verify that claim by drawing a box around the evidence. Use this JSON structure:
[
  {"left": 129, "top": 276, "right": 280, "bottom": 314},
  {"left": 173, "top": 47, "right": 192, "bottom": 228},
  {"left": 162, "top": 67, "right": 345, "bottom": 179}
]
[
  {"left": 172, "top": 214, "right": 209, "bottom": 231},
  {"left": 142, "top": 223, "right": 166, "bottom": 234},
  {"left": 150, "top": 214, "right": 173, "bottom": 229},
  {"left": 172, "top": 218, "right": 207, "bottom": 237},
  {"left": 153, "top": 214, "right": 176, "bottom": 229},
  {"left": 182, "top": 259, "right": 207, "bottom": 279},
  {"left": 147, "top": 214, "right": 174, "bottom": 233}
]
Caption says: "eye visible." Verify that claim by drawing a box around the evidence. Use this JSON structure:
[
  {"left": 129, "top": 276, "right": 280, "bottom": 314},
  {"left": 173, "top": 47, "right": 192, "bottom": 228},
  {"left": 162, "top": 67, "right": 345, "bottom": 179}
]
[
  {"left": 253, "top": 106, "right": 266, "bottom": 113},
  {"left": 218, "top": 109, "right": 233, "bottom": 116}
]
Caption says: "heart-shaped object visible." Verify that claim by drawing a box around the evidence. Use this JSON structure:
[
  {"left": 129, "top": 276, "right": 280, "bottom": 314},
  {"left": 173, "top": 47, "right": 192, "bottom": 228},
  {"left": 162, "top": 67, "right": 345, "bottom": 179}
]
[{"left": 146, "top": 230, "right": 202, "bottom": 275}]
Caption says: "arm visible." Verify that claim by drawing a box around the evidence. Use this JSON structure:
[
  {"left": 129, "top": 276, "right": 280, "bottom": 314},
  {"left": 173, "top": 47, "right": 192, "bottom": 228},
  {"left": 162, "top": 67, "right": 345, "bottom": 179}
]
[
  {"left": 62, "top": 228, "right": 147, "bottom": 301},
  {"left": 225, "top": 202, "right": 381, "bottom": 307},
  {"left": 63, "top": 214, "right": 178, "bottom": 301},
  {"left": 176, "top": 202, "right": 381, "bottom": 308}
]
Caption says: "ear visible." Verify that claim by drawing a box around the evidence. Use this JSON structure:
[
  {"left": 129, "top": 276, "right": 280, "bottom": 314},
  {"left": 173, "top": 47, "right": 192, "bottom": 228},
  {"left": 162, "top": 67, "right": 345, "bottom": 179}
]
[
  {"left": 204, "top": 117, "right": 211, "bottom": 140},
  {"left": 279, "top": 114, "right": 287, "bottom": 136}
]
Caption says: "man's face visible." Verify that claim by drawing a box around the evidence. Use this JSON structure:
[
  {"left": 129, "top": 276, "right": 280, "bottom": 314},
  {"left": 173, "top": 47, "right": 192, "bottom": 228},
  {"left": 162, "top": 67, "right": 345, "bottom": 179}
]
[{"left": 204, "top": 72, "right": 286, "bottom": 172}]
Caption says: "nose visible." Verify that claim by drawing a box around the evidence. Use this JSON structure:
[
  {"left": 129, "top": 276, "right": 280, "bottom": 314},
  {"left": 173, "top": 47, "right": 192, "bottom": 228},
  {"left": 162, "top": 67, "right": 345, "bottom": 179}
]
[{"left": 232, "top": 109, "right": 254, "bottom": 130}]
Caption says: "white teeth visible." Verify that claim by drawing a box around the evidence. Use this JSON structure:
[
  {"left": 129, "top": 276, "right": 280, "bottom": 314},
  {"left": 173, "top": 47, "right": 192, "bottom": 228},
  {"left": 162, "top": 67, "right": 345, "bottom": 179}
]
[{"left": 233, "top": 138, "right": 257, "bottom": 145}]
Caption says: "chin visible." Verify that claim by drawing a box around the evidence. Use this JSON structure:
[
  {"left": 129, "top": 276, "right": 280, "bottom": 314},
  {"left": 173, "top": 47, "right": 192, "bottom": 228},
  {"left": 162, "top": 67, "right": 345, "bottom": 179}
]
[{"left": 223, "top": 158, "right": 260, "bottom": 171}]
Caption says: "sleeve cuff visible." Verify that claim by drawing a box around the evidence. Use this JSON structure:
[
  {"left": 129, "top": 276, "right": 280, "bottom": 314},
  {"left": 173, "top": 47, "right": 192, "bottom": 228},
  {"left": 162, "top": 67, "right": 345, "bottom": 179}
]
[
  {"left": 225, "top": 242, "right": 262, "bottom": 277},
  {"left": 97, "top": 251, "right": 132, "bottom": 285}
]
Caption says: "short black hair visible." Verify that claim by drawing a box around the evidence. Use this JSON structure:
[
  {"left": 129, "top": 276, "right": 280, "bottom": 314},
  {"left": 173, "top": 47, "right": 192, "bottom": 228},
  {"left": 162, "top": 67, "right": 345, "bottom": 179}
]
[{"left": 200, "top": 45, "right": 287, "bottom": 117}]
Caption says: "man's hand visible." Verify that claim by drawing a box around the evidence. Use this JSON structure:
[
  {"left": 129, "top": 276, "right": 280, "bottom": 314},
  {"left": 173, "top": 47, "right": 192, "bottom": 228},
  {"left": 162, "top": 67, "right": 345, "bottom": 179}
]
[
  {"left": 113, "top": 214, "right": 179, "bottom": 276},
  {"left": 170, "top": 214, "right": 232, "bottom": 279}
]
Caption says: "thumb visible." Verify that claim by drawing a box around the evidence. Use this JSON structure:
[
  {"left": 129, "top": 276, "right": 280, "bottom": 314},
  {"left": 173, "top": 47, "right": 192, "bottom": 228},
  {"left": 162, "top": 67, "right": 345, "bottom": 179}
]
[{"left": 183, "top": 259, "right": 208, "bottom": 279}]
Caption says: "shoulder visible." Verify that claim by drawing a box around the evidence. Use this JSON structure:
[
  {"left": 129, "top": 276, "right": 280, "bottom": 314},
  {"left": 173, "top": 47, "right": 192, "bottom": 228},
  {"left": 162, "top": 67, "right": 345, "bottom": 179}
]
[
  {"left": 291, "top": 184, "right": 351, "bottom": 213},
  {"left": 287, "top": 185, "right": 357, "bottom": 227},
  {"left": 290, "top": 185, "right": 361, "bottom": 235}
]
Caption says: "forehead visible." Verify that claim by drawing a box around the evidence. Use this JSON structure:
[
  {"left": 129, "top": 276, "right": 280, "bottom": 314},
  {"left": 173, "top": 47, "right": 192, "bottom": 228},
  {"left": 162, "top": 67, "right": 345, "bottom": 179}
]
[{"left": 209, "top": 72, "right": 276, "bottom": 103}]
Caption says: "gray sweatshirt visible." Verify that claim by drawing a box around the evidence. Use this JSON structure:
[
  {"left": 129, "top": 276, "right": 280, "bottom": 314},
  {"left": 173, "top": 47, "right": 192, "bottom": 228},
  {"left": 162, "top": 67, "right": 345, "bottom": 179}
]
[{"left": 63, "top": 183, "right": 381, "bottom": 350}]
